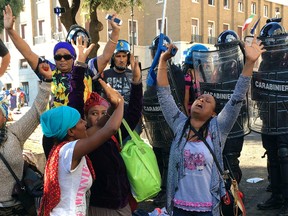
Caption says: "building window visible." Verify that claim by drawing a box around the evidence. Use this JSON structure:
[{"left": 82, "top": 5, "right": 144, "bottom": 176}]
[
  {"left": 208, "top": 21, "right": 215, "bottom": 44},
  {"left": 223, "top": 24, "right": 229, "bottom": 31},
  {"left": 38, "top": 20, "right": 45, "bottom": 36},
  {"left": 34, "top": 19, "right": 45, "bottom": 44},
  {"left": 192, "top": 0, "right": 199, "bottom": 3},
  {"left": 224, "top": 0, "right": 229, "bottom": 9},
  {"left": 264, "top": 5, "right": 268, "bottom": 17},
  {"left": 251, "top": 2, "right": 256, "bottom": 15},
  {"left": 156, "top": 18, "right": 167, "bottom": 35},
  {"left": 20, "top": 59, "right": 29, "bottom": 69},
  {"left": 129, "top": 20, "right": 138, "bottom": 46},
  {"left": 275, "top": 7, "right": 280, "bottom": 18},
  {"left": 238, "top": 1, "right": 244, "bottom": 12},
  {"left": 208, "top": 0, "right": 215, "bottom": 6},
  {"left": 191, "top": 19, "right": 201, "bottom": 42},
  {"left": 237, "top": 26, "right": 243, "bottom": 40},
  {"left": 20, "top": 24, "right": 27, "bottom": 39}
]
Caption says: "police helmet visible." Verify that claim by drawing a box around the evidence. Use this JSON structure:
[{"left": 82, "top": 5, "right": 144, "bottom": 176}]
[
  {"left": 260, "top": 22, "right": 286, "bottom": 37},
  {"left": 184, "top": 44, "right": 208, "bottom": 66},
  {"left": 66, "top": 25, "right": 91, "bottom": 46},
  {"left": 149, "top": 35, "right": 171, "bottom": 50},
  {"left": 115, "top": 40, "right": 130, "bottom": 54},
  {"left": 258, "top": 22, "right": 288, "bottom": 47},
  {"left": 149, "top": 35, "right": 171, "bottom": 57},
  {"left": 111, "top": 39, "right": 131, "bottom": 68},
  {"left": 215, "top": 30, "right": 241, "bottom": 47}
]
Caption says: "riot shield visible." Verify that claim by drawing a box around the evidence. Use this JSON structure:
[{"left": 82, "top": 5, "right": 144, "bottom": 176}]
[
  {"left": 246, "top": 35, "right": 288, "bottom": 134},
  {"left": 193, "top": 46, "right": 249, "bottom": 138},
  {"left": 142, "top": 63, "right": 185, "bottom": 148}
]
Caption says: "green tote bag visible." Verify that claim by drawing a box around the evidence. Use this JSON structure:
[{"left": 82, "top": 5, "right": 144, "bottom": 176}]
[{"left": 119, "top": 119, "right": 161, "bottom": 202}]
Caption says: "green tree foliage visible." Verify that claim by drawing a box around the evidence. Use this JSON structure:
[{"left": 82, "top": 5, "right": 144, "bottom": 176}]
[
  {"left": 0, "top": 0, "right": 23, "bottom": 32},
  {"left": 58, "top": 0, "right": 142, "bottom": 56}
]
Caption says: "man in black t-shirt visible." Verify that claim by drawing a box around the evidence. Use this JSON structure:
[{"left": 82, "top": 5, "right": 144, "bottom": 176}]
[{"left": 93, "top": 39, "right": 132, "bottom": 104}]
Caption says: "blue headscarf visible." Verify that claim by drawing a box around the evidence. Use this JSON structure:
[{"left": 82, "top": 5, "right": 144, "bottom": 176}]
[
  {"left": 0, "top": 97, "right": 8, "bottom": 119},
  {"left": 53, "top": 42, "right": 76, "bottom": 59},
  {"left": 40, "top": 106, "right": 80, "bottom": 140}
]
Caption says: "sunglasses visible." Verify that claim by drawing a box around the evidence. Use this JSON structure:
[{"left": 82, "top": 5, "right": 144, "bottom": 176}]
[{"left": 54, "top": 54, "right": 73, "bottom": 61}]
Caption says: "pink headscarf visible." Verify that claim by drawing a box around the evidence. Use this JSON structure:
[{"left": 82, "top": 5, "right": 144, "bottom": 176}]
[{"left": 84, "top": 92, "right": 110, "bottom": 114}]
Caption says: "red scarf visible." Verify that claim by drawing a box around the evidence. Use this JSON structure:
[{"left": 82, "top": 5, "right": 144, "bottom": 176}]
[{"left": 39, "top": 141, "right": 96, "bottom": 216}]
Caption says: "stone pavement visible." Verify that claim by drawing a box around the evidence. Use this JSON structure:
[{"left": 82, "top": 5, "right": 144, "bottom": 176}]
[{"left": 13, "top": 107, "right": 280, "bottom": 215}]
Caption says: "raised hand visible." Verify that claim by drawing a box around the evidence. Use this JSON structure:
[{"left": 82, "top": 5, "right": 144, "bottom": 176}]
[
  {"left": 71, "top": 36, "right": 95, "bottom": 63},
  {"left": 98, "top": 79, "right": 123, "bottom": 108},
  {"left": 3, "top": 4, "right": 15, "bottom": 30},
  {"left": 130, "top": 53, "right": 141, "bottom": 83},
  {"left": 160, "top": 44, "right": 178, "bottom": 62},
  {"left": 245, "top": 35, "right": 266, "bottom": 64},
  {"left": 38, "top": 62, "right": 52, "bottom": 80},
  {"left": 109, "top": 14, "right": 121, "bottom": 32}
]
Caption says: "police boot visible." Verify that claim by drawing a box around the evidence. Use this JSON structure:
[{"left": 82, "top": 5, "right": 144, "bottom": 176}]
[
  {"left": 257, "top": 194, "right": 284, "bottom": 210},
  {"left": 277, "top": 145, "right": 288, "bottom": 215},
  {"left": 223, "top": 153, "right": 242, "bottom": 183},
  {"left": 258, "top": 158, "right": 283, "bottom": 210},
  {"left": 278, "top": 200, "right": 288, "bottom": 216}
]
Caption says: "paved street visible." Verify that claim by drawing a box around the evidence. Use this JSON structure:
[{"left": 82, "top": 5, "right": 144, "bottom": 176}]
[{"left": 12, "top": 107, "right": 281, "bottom": 215}]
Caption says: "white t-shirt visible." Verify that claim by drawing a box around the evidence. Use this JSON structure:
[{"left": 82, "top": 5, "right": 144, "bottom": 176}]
[
  {"left": 51, "top": 140, "right": 93, "bottom": 216},
  {"left": 174, "top": 135, "right": 214, "bottom": 212}
]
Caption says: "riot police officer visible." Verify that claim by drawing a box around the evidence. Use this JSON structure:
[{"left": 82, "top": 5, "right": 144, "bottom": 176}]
[
  {"left": 183, "top": 44, "right": 208, "bottom": 115},
  {"left": 255, "top": 20, "right": 288, "bottom": 216},
  {"left": 142, "top": 35, "right": 184, "bottom": 206},
  {"left": 216, "top": 30, "right": 247, "bottom": 183}
]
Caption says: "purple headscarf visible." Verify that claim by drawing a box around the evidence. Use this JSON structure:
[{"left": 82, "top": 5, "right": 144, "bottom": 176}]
[{"left": 53, "top": 42, "right": 76, "bottom": 59}]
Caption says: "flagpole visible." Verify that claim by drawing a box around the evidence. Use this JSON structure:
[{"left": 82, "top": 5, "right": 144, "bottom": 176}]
[{"left": 250, "top": 17, "right": 261, "bottom": 36}]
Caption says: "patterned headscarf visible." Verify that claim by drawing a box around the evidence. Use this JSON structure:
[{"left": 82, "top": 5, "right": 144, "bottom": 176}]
[
  {"left": 40, "top": 106, "right": 80, "bottom": 140},
  {"left": 84, "top": 92, "right": 110, "bottom": 115},
  {"left": 53, "top": 42, "right": 76, "bottom": 59}
]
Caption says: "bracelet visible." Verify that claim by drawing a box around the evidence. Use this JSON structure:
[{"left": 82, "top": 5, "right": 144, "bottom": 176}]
[
  {"left": 74, "top": 61, "right": 88, "bottom": 68},
  {"left": 157, "top": 67, "right": 166, "bottom": 70},
  {"left": 42, "top": 78, "right": 53, "bottom": 83},
  {"left": 109, "top": 37, "right": 117, "bottom": 44}
]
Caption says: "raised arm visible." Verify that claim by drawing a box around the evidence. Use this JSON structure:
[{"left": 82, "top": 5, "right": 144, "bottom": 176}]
[
  {"left": 157, "top": 44, "right": 178, "bottom": 87},
  {"left": 3, "top": 4, "right": 39, "bottom": 70},
  {"left": 9, "top": 62, "right": 52, "bottom": 145},
  {"left": 217, "top": 35, "right": 265, "bottom": 138},
  {"left": 68, "top": 37, "right": 95, "bottom": 117},
  {"left": 93, "top": 14, "right": 121, "bottom": 73},
  {"left": 242, "top": 35, "right": 265, "bottom": 77},
  {"left": 73, "top": 79, "right": 124, "bottom": 162}
]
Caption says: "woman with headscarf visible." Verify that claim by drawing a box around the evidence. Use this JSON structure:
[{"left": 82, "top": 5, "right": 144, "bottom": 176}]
[
  {"left": 156, "top": 39, "right": 265, "bottom": 216},
  {"left": 3, "top": 4, "right": 120, "bottom": 108},
  {"left": 39, "top": 78, "right": 124, "bottom": 216},
  {"left": 0, "top": 63, "right": 52, "bottom": 215},
  {"left": 68, "top": 53, "right": 143, "bottom": 215}
]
